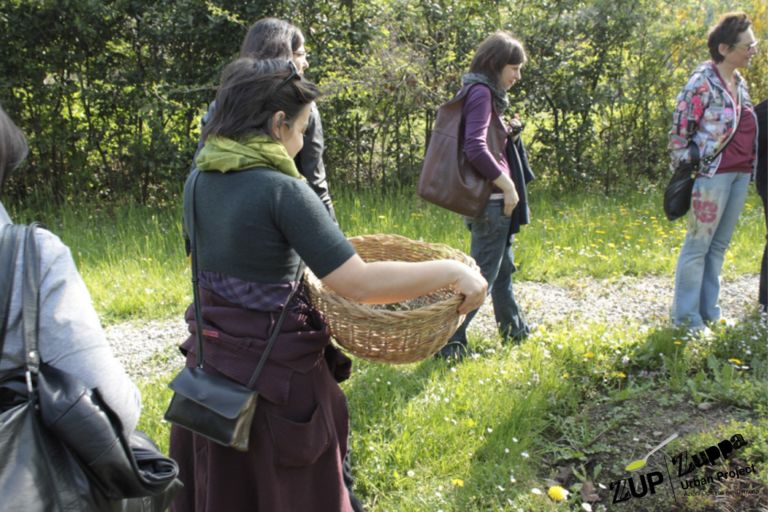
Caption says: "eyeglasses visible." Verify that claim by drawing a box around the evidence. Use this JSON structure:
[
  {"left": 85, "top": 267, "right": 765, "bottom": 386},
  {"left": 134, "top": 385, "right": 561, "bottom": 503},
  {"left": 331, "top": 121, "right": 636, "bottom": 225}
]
[{"left": 732, "top": 40, "right": 759, "bottom": 51}]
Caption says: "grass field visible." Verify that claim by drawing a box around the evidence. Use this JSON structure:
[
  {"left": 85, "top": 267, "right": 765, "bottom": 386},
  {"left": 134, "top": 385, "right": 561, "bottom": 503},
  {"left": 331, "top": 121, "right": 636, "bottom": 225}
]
[
  {"left": 8, "top": 184, "right": 768, "bottom": 510},
  {"left": 8, "top": 184, "right": 764, "bottom": 323}
]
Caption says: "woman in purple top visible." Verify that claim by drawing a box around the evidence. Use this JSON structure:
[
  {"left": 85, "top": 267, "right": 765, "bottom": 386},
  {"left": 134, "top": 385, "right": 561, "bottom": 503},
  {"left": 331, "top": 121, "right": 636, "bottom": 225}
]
[
  {"left": 438, "top": 31, "right": 534, "bottom": 360},
  {"left": 668, "top": 12, "right": 759, "bottom": 333}
]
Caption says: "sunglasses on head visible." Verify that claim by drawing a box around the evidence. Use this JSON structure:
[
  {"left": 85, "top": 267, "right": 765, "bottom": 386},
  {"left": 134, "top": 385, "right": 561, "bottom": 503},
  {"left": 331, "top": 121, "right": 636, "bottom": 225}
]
[{"left": 275, "top": 60, "right": 301, "bottom": 92}]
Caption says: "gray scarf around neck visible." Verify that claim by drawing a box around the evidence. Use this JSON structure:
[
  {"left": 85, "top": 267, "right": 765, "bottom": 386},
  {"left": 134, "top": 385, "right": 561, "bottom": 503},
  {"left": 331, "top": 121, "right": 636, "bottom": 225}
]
[{"left": 461, "top": 72, "right": 509, "bottom": 113}]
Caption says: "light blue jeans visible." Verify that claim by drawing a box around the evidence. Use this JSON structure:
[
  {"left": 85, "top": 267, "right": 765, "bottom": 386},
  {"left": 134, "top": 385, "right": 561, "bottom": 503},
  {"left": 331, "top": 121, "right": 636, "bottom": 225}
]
[
  {"left": 672, "top": 172, "right": 750, "bottom": 328},
  {"left": 451, "top": 199, "right": 529, "bottom": 345}
]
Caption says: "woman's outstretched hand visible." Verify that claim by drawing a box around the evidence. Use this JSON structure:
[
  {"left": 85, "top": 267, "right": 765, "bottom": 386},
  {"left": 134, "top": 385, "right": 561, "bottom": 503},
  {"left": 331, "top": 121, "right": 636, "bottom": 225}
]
[{"left": 454, "top": 264, "right": 488, "bottom": 315}]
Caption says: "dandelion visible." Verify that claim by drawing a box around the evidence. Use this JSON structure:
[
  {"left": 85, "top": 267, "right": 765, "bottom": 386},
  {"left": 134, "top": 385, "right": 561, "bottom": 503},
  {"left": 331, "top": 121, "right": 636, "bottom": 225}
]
[
  {"left": 728, "top": 358, "right": 743, "bottom": 365},
  {"left": 562, "top": 372, "right": 570, "bottom": 379},
  {"left": 407, "top": 470, "right": 415, "bottom": 477},
  {"left": 531, "top": 487, "right": 543, "bottom": 495},
  {"left": 674, "top": 340, "right": 683, "bottom": 346},
  {"left": 548, "top": 485, "right": 569, "bottom": 501},
  {"left": 585, "top": 351, "right": 595, "bottom": 359},
  {"left": 451, "top": 478, "right": 464, "bottom": 487},
  {"left": 611, "top": 371, "right": 627, "bottom": 379}
]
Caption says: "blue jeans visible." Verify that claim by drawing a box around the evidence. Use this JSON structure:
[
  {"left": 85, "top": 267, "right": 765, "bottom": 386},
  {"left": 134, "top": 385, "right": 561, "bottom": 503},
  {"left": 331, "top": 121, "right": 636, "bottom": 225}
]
[
  {"left": 672, "top": 172, "right": 750, "bottom": 328},
  {"left": 451, "top": 199, "right": 529, "bottom": 344}
]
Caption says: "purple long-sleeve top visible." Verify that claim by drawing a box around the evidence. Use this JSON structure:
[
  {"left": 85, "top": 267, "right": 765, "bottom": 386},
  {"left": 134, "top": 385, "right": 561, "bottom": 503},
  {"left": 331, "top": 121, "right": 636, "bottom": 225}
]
[{"left": 463, "top": 84, "right": 510, "bottom": 188}]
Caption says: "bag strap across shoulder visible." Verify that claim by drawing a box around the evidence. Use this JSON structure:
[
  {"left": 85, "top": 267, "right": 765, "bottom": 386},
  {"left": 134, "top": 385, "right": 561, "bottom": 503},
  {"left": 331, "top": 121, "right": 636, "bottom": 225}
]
[
  {"left": 185, "top": 170, "right": 305, "bottom": 388},
  {"left": 22, "top": 223, "right": 43, "bottom": 377},
  {"left": 702, "top": 86, "right": 743, "bottom": 167},
  {"left": 0, "top": 224, "right": 23, "bottom": 364}
]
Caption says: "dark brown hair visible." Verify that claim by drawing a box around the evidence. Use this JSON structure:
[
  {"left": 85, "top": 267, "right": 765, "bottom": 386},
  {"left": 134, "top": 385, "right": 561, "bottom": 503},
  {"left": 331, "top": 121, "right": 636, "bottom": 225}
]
[
  {"left": 202, "top": 58, "right": 320, "bottom": 142},
  {"left": 708, "top": 12, "right": 752, "bottom": 62},
  {"left": 0, "top": 105, "right": 28, "bottom": 195},
  {"left": 239, "top": 18, "right": 305, "bottom": 60},
  {"left": 469, "top": 31, "right": 527, "bottom": 84}
]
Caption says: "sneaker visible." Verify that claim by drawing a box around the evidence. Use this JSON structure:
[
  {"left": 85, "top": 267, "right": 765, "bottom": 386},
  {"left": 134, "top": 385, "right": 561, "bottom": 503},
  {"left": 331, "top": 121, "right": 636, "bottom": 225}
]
[{"left": 435, "top": 340, "right": 468, "bottom": 361}]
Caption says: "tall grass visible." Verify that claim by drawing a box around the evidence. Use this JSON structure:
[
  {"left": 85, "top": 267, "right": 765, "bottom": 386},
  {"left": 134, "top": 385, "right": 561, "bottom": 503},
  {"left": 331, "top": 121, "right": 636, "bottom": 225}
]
[
  {"left": 7, "top": 184, "right": 764, "bottom": 322},
  {"left": 10, "top": 201, "right": 190, "bottom": 323}
]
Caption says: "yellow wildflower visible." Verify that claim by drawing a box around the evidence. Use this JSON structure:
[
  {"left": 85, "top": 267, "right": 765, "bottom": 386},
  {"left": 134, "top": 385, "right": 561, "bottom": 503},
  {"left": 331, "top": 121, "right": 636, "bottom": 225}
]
[
  {"left": 548, "top": 485, "right": 569, "bottom": 501},
  {"left": 451, "top": 479, "right": 464, "bottom": 487}
]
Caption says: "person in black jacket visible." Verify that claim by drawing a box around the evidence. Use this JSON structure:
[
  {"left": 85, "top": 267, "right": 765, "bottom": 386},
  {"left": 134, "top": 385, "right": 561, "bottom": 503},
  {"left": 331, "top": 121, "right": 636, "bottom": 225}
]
[
  {"left": 195, "top": 18, "right": 337, "bottom": 222},
  {"left": 755, "top": 99, "right": 767, "bottom": 312}
]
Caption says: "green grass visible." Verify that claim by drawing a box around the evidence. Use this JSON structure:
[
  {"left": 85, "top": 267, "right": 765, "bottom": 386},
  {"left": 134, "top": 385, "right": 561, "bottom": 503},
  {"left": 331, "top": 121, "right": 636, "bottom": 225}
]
[
  {"left": 134, "top": 317, "right": 768, "bottom": 511},
  {"left": 8, "top": 185, "right": 764, "bottom": 510},
  {"left": 8, "top": 184, "right": 763, "bottom": 323}
]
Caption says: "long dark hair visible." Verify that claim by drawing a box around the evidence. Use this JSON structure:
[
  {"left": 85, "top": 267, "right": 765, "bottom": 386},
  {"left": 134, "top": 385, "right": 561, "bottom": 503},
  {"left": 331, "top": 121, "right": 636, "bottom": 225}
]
[
  {"left": 202, "top": 58, "right": 320, "bottom": 142},
  {"left": 469, "top": 31, "right": 527, "bottom": 85},
  {"left": 239, "top": 18, "right": 304, "bottom": 60},
  {"left": 0, "top": 105, "right": 28, "bottom": 195}
]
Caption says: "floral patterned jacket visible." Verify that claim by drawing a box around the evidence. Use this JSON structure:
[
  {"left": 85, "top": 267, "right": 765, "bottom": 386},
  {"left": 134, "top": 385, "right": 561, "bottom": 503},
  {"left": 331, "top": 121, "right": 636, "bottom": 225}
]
[{"left": 668, "top": 61, "right": 757, "bottom": 178}]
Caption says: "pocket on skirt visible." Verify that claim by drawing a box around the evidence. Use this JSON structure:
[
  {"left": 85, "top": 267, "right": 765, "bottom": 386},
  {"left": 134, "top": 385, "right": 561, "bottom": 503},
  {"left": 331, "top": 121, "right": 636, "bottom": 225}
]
[{"left": 265, "top": 404, "right": 331, "bottom": 467}]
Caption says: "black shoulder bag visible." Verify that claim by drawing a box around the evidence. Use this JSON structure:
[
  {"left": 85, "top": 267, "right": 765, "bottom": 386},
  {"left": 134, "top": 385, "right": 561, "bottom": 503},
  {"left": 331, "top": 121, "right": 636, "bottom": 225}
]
[
  {"left": 0, "top": 223, "right": 181, "bottom": 512},
  {"left": 664, "top": 86, "right": 742, "bottom": 221},
  {"left": 164, "top": 170, "right": 304, "bottom": 451}
]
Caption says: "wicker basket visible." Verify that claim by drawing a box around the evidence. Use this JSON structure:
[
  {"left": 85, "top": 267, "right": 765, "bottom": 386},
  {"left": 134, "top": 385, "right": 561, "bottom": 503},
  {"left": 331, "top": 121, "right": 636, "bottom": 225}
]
[{"left": 304, "top": 234, "right": 478, "bottom": 364}]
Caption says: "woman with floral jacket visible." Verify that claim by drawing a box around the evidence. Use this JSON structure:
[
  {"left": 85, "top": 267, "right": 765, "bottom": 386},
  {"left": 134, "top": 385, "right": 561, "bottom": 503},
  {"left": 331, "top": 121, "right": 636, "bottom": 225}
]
[{"left": 668, "top": 12, "right": 759, "bottom": 332}]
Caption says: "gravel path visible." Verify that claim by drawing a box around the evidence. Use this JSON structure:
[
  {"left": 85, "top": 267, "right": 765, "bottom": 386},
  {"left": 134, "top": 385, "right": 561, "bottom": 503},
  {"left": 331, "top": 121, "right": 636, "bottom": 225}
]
[{"left": 107, "top": 274, "right": 762, "bottom": 379}]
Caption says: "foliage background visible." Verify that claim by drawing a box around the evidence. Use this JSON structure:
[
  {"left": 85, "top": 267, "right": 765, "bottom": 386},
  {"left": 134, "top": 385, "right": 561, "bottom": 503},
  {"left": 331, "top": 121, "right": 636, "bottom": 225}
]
[{"left": 1, "top": 0, "right": 765, "bottom": 204}]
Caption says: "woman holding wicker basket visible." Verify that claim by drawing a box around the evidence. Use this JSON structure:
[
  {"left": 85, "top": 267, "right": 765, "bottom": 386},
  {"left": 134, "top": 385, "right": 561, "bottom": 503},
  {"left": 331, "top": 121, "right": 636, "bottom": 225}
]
[{"left": 168, "top": 58, "right": 486, "bottom": 512}]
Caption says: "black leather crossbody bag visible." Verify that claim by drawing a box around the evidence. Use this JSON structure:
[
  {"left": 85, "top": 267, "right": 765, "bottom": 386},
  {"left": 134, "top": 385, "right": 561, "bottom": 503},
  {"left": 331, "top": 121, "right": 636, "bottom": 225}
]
[
  {"left": 164, "top": 170, "right": 304, "bottom": 451},
  {"left": 0, "top": 223, "right": 181, "bottom": 512},
  {"left": 664, "top": 86, "right": 742, "bottom": 221}
]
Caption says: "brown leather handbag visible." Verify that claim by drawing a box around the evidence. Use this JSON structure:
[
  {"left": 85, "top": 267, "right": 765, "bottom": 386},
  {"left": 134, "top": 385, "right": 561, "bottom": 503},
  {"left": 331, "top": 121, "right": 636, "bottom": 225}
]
[{"left": 418, "top": 87, "right": 493, "bottom": 217}]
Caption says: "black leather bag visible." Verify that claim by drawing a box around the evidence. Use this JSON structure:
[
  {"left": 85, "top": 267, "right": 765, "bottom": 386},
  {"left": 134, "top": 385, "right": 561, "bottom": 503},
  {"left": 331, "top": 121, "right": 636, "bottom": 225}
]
[
  {"left": 664, "top": 86, "right": 742, "bottom": 221},
  {"left": 663, "top": 159, "right": 697, "bottom": 221},
  {"left": 165, "top": 366, "right": 259, "bottom": 452},
  {"left": 0, "top": 223, "right": 181, "bottom": 512},
  {"left": 164, "top": 170, "right": 303, "bottom": 451}
]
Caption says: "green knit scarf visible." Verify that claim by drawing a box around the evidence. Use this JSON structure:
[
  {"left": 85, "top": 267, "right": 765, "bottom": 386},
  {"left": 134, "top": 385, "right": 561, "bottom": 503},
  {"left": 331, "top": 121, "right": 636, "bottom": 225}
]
[{"left": 195, "top": 134, "right": 302, "bottom": 180}]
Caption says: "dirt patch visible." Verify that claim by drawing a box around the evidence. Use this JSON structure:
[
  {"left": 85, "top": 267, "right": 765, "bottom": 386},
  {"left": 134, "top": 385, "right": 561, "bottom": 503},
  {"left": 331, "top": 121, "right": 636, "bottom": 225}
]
[{"left": 543, "top": 389, "right": 768, "bottom": 511}]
